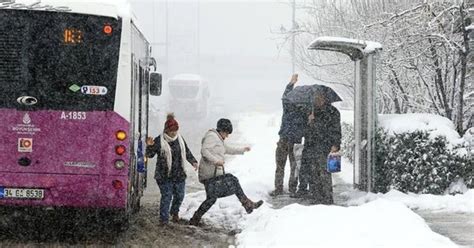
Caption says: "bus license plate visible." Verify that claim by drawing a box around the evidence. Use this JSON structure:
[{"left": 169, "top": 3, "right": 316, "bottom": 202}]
[{"left": 0, "top": 188, "right": 44, "bottom": 199}]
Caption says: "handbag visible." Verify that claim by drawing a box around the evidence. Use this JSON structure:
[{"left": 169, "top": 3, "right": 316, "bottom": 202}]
[
  {"left": 327, "top": 152, "right": 341, "bottom": 173},
  {"left": 205, "top": 167, "right": 235, "bottom": 198}
]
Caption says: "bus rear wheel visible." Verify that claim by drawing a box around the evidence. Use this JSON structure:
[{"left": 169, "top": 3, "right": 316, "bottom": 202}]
[{"left": 96, "top": 209, "right": 130, "bottom": 232}]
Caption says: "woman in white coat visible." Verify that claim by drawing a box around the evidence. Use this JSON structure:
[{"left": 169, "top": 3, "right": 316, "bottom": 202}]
[{"left": 189, "top": 119, "right": 263, "bottom": 226}]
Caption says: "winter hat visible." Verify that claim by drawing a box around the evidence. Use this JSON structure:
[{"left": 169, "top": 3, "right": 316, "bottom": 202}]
[
  {"left": 217, "top": 118, "right": 233, "bottom": 134},
  {"left": 164, "top": 113, "right": 179, "bottom": 132}
]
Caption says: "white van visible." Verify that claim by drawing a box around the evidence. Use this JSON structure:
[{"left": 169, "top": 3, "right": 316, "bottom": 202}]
[{"left": 168, "top": 74, "right": 210, "bottom": 118}]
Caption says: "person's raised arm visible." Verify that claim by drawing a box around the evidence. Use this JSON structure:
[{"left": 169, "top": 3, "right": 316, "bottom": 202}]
[
  {"left": 145, "top": 137, "right": 160, "bottom": 158},
  {"left": 283, "top": 74, "right": 298, "bottom": 97},
  {"left": 224, "top": 144, "right": 250, "bottom": 155}
]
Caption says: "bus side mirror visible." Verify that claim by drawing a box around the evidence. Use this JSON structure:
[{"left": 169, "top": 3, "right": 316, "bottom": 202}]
[{"left": 150, "top": 72, "right": 162, "bottom": 96}]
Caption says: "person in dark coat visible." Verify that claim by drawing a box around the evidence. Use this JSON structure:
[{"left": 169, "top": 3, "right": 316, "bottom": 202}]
[
  {"left": 189, "top": 119, "right": 263, "bottom": 226},
  {"left": 146, "top": 113, "right": 198, "bottom": 225},
  {"left": 271, "top": 74, "right": 307, "bottom": 196},
  {"left": 293, "top": 91, "right": 341, "bottom": 204}
]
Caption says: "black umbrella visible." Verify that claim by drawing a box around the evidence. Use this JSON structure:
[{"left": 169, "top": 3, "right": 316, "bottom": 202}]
[{"left": 283, "top": 84, "right": 342, "bottom": 108}]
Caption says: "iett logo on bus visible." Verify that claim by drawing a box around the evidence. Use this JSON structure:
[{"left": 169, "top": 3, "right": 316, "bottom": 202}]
[{"left": 23, "top": 113, "right": 31, "bottom": 125}]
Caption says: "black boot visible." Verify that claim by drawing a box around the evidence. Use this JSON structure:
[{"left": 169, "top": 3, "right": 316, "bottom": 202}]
[
  {"left": 241, "top": 197, "right": 264, "bottom": 214},
  {"left": 189, "top": 212, "right": 203, "bottom": 226}
]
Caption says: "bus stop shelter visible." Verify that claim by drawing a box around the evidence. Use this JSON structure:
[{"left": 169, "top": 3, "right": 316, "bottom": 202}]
[{"left": 308, "top": 37, "right": 382, "bottom": 192}]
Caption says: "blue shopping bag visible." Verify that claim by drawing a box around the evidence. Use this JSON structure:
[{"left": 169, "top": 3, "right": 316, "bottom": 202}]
[{"left": 327, "top": 152, "right": 341, "bottom": 173}]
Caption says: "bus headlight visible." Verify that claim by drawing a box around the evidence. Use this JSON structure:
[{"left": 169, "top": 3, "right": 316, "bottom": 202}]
[{"left": 114, "top": 160, "right": 126, "bottom": 169}]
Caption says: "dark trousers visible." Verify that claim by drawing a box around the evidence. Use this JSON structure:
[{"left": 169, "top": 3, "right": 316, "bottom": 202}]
[
  {"left": 310, "top": 153, "right": 333, "bottom": 204},
  {"left": 298, "top": 148, "right": 333, "bottom": 204},
  {"left": 193, "top": 174, "right": 247, "bottom": 218},
  {"left": 298, "top": 148, "right": 311, "bottom": 192},
  {"left": 157, "top": 180, "right": 186, "bottom": 222},
  {"left": 275, "top": 138, "right": 298, "bottom": 193}
]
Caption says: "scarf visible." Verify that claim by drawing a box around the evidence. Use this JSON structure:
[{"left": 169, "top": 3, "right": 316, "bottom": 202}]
[{"left": 160, "top": 132, "right": 187, "bottom": 176}]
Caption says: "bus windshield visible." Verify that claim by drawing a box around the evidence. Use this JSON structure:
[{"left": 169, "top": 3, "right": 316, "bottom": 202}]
[{"left": 0, "top": 9, "right": 122, "bottom": 111}]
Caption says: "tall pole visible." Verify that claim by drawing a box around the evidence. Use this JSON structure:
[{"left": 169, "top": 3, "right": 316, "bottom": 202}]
[
  {"left": 197, "top": 0, "right": 201, "bottom": 74},
  {"left": 291, "top": 0, "right": 296, "bottom": 74},
  {"left": 165, "top": 0, "right": 169, "bottom": 76}
]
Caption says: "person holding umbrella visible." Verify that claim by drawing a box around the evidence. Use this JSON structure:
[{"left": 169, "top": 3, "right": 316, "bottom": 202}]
[
  {"left": 300, "top": 89, "right": 341, "bottom": 204},
  {"left": 271, "top": 74, "right": 307, "bottom": 196},
  {"left": 285, "top": 84, "right": 342, "bottom": 204}
]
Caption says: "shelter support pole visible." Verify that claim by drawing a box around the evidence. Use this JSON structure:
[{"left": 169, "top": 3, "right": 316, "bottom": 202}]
[{"left": 353, "top": 53, "right": 377, "bottom": 192}]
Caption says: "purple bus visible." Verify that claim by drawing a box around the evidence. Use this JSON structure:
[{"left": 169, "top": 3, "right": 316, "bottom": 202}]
[{"left": 0, "top": 1, "right": 161, "bottom": 221}]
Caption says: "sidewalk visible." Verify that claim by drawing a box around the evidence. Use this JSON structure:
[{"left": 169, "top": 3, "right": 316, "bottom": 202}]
[
  {"left": 416, "top": 210, "right": 474, "bottom": 248},
  {"left": 268, "top": 175, "right": 473, "bottom": 248}
]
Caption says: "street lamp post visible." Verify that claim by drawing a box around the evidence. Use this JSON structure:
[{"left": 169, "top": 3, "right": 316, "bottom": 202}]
[{"left": 291, "top": 0, "right": 296, "bottom": 74}]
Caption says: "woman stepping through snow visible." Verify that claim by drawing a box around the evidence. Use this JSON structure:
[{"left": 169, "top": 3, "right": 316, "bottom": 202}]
[{"left": 189, "top": 118, "right": 263, "bottom": 226}]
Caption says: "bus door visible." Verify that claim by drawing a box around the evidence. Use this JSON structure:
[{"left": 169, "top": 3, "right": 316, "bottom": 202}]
[
  {"left": 138, "top": 59, "right": 149, "bottom": 191},
  {"left": 130, "top": 55, "right": 141, "bottom": 204}
]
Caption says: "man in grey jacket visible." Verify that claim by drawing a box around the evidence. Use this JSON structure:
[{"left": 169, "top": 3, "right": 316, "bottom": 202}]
[{"left": 189, "top": 119, "right": 263, "bottom": 226}]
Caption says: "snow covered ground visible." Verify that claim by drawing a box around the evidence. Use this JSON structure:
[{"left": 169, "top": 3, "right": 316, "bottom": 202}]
[
  {"left": 344, "top": 189, "right": 474, "bottom": 214},
  {"left": 179, "top": 112, "right": 468, "bottom": 248},
  {"left": 339, "top": 159, "right": 474, "bottom": 214}
]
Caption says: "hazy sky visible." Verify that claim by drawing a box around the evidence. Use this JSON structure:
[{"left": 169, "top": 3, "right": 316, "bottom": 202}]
[
  {"left": 132, "top": 0, "right": 294, "bottom": 58},
  {"left": 131, "top": 0, "right": 317, "bottom": 113},
  {"left": 199, "top": 1, "right": 292, "bottom": 57}
]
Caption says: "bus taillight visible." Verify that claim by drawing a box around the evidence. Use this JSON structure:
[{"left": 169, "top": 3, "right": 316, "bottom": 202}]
[
  {"left": 112, "top": 180, "right": 123, "bottom": 189},
  {"left": 116, "top": 130, "right": 127, "bottom": 141},
  {"left": 115, "top": 145, "right": 126, "bottom": 155},
  {"left": 114, "top": 159, "right": 126, "bottom": 169}
]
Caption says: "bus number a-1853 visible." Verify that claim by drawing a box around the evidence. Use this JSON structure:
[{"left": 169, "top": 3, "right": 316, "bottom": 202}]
[{"left": 60, "top": 111, "right": 87, "bottom": 120}]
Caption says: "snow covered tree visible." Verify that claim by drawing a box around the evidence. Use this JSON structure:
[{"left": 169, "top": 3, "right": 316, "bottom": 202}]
[{"left": 281, "top": 0, "right": 472, "bottom": 134}]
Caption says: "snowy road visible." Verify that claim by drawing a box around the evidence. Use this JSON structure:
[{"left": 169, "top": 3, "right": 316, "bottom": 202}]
[{"left": 0, "top": 111, "right": 235, "bottom": 247}]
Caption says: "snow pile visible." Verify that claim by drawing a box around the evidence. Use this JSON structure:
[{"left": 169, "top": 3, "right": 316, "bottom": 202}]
[
  {"left": 379, "top": 114, "right": 463, "bottom": 146},
  {"left": 338, "top": 157, "right": 473, "bottom": 213},
  {"left": 237, "top": 200, "right": 457, "bottom": 248},
  {"left": 345, "top": 189, "right": 474, "bottom": 214}
]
